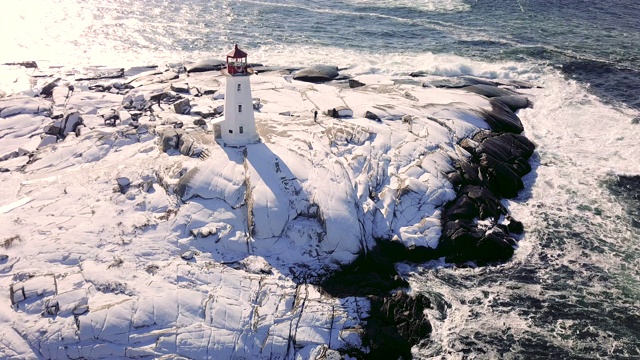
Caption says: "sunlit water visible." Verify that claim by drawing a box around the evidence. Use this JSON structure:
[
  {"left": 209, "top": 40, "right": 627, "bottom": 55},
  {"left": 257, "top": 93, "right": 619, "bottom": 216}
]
[{"left": 1, "top": 0, "right": 639, "bottom": 357}]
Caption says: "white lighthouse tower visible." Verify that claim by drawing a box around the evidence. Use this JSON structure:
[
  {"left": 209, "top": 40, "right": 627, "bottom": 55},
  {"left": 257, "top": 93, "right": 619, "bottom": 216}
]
[{"left": 221, "top": 44, "right": 259, "bottom": 146}]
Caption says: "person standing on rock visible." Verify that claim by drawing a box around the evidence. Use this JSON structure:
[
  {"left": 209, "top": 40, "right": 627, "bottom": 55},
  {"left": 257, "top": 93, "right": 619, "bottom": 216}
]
[{"left": 313, "top": 110, "right": 318, "bottom": 122}]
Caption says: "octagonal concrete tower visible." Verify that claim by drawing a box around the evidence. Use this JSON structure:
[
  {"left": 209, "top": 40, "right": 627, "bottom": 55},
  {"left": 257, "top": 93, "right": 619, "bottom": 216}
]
[{"left": 221, "top": 44, "right": 259, "bottom": 146}]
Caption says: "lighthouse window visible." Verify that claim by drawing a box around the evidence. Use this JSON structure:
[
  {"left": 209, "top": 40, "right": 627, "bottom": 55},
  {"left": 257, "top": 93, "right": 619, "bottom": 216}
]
[
  {"left": 238, "top": 105, "right": 243, "bottom": 113},
  {"left": 229, "top": 129, "right": 233, "bottom": 134},
  {"left": 237, "top": 84, "right": 241, "bottom": 91},
  {"left": 239, "top": 126, "right": 244, "bottom": 134}
]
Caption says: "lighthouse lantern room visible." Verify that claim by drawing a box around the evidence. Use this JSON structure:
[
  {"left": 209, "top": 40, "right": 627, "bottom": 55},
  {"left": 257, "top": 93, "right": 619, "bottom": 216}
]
[{"left": 220, "top": 44, "right": 259, "bottom": 146}]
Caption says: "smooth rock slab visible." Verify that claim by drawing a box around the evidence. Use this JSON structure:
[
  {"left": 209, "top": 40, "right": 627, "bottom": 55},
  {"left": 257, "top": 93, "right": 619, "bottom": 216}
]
[
  {"left": 293, "top": 65, "right": 339, "bottom": 83},
  {"left": 462, "top": 84, "right": 516, "bottom": 98},
  {"left": 75, "top": 67, "right": 125, "bottom": 81},
  {"left": 24, "top": 265, "right": 371, "bottom": 360},
  {"left": 0, "top": 97, "right": 52, "bottom": 118},
  {"left": 186, "top": 59, "right": 226, "bottom": 73},
  {"left": 484, "top": 99, "right": 524, "bottom": 134}
]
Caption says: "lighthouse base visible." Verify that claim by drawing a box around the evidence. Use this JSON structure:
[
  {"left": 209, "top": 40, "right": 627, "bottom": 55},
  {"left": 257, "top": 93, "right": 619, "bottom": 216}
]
[{"left": 217, "top": 137, "right": 261, "bottom": 148}]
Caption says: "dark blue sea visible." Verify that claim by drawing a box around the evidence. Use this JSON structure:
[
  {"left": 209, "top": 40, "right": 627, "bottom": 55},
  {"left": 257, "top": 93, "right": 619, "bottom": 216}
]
[{"left": 2, "top": 0, "right": 639, "bottom": 358}]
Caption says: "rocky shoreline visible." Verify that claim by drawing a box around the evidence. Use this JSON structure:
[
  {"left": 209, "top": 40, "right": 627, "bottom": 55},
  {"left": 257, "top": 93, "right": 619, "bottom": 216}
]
[
  {"left": 321, "top": 79, "right": 536, "bottom": 358},
  {"left": 0, "top": 60, "right": 536, "bottom": 359}
]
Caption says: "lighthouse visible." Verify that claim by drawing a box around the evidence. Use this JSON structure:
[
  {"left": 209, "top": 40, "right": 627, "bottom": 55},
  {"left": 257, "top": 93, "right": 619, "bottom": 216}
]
[{"left": 220, "top": 44, "right": 259, "bottom": 146}]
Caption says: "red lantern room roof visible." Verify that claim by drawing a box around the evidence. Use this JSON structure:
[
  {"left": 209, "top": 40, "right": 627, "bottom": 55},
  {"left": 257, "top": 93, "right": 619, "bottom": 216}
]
[{"left": 227, "top": 44, "right": 247, "bottom": 59}]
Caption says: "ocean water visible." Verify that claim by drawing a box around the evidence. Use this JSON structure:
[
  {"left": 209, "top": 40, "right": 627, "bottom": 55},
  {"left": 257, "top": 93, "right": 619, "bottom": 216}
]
[{"left": 2, "top": 0, "right": 639, "bottom": 358}]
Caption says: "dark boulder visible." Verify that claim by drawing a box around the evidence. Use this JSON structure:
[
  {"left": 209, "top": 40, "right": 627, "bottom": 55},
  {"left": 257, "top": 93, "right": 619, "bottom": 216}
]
[
  {"left": 475, "top": 233, "right": 515, "bottom": 264},
  {"left": 507, "top": 215, "right": 525, "bottom": 234},
  {"left": 477, "top": 133, "right": 536, "bottom": 163},
  {"left": 250, "top": 65, "right": 300, "bottom": 75},
  {"left": 460, "top": 76, "right": 499, "bottom": 87},
  {"left": 483, "top": 161, "right": 524, "bottom": 198},
  {"left": 293, "top": 65, "right": 339, "bottom": 83},
  {"left": 150, "top": 91, "right": 181, "bottom": 105},
  {"left": 441, "top": 219, "right": 482, "bottom": 252},
  {"left": 509, "top": 133, "right": 537, "bottom": 157},
  {"left": 459, "top": 138, "right": 479, "bottom": 156},
  {"left": 366, "top": 291, "right": 432, "bottom": 360},
  {"left": 484, "top": 100, "right": 524, "bottom": 133},
  {"left": 409, "top": 70, "right": 429, "bottom": 78},
  {"left": 364, "top": 111, "right": 381, "bottom": 122},
  {"left": 465, "top": 185, "right": 506, "bottom": 220},
  {"left": 101, "top": 109, "right": 120, "bottom": 127},
  {"left": 492, "top": 95, "right": 533, "bottom": 112},
  {"left": 477, "top": 137, "right": 519, "bottom": 164},
  {"left": 446, "top": 194, "right": 478, "bottom": 220},
  {"left": 462, "top": 84, "right": 516, "bottom": 98},
  {"left": 496, "top": 79, "right": 538, "bottom": 89},
  {"left": 471, "top": 130, "right": 497, "bottom": 143},
  {"left": 160, "top": 128, "right": 182, "bottom": 152},
  {"left": 61, "top": 112, "right": 83, "bottom": 136},
  {"left": 349, "top": 79, "right": 366, "bottom": 88},
  {"left": 474, "top": 133, "right": 535, "bottom": 176},
  {"left": 421, "top": 76, "right": 492, "bottom": 88},
  {"left": 40, "top": 78, "right": 61, "bottom": 97},
  {"left": 479, "top": 152, "right": 505, "bottom": 171},
  {"left": 451, "top": 228, "right": 483, "bottom": 253},
  {"left": 448, "top": 170, "right": 464, "bottom": 187},
  {"left": 43, "top": 124, "right": 62, "bottom": 137},
  {"left": 173, "top": 98, "right": 191, "bottom": 115},
  {"left": 185, "top": 59, "right": 226, "bottom": 73},
  {"left": 3, "top": 61, "right": 37, "bottom": 68},
  {"left": 457, "top": 160, "right": 482, "bottom": 185},
  {"left": 511, "top": 157, "right": 533, "bottom": 177},
  {"left": 193, "top": 118, "right": 207, "bottom": 126}
]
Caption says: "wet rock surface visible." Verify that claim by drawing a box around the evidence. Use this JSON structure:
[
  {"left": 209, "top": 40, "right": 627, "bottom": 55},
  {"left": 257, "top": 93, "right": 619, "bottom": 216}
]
[{"left": 441, "top": 93, "right": 535, "bottom": 265}]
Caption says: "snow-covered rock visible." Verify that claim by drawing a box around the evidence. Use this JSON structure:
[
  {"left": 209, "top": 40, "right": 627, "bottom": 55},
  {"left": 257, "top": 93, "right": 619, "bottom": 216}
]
[
  {"left": 0, "top": 96, "right": 52, "bottom": 118},
  {"left": 0, "top": 62, "right": 533, "bottom": 358},
  {"left": 0, "top": 114, "right": 46, "bottom": 161}
]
